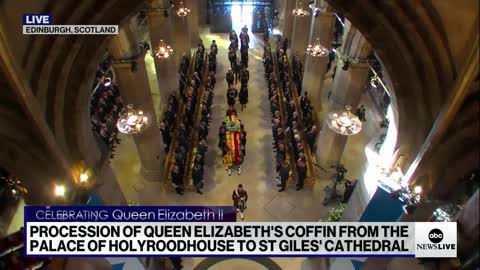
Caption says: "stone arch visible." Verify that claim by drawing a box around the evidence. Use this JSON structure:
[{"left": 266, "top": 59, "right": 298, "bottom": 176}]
[
  {"left": 325, "top": 0, "right": 462, "bottom": 167},
  {"left": 51, "top": 1, "right": 147, "bottom": 167}
]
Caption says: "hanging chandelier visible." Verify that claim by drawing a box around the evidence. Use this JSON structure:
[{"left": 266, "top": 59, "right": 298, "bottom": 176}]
[
  {"left": 0, "top": 175, "right": 27, "bottom": 197},
  {"left": 292, "top": 2, "right": 310, "bottom": 17},
  {"left": 102, "top": 77, "right": 112, "bottom": 87},
  {"left": 327, "top": 105, "right": 362, "bottom": 135},
  {"left": 155, "top": 40, "right": 173, "bottom": 59},
  {"left": 306, "top": 38, "right": 329, "bottom": 57},
  {"left": 116, "top": 104, "right": 150, "bottom": 134},
  {"left": 433, "top": 204, "right": 462, "bottom": 222},
  {"left": 176, "top": 2, "right": 190, "bottom": 17},
  {"left": 370, "top": 75, "right": 380, "bottom": 88}
]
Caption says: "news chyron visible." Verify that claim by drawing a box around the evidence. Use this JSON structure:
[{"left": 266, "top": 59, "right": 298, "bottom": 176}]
[
  {"left": 24, "top": 206, "right": 458, "bottom": 258},
  {"left": 22, "top": 14, "right": 118, "bottom": 35}
]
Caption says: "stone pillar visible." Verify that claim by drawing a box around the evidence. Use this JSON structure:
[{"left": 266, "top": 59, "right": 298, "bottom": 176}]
[
  {"left": 282, "top": 0, "right": 296, "bottom": 45},
  {"left": 290, "top": 1, "right": 311, "bottom": 61},
  {"left": 303, "top": 3, "right": 335, "bottom": 119},
  {"left": 147, "top": 0, "right": 178, "bottom": 107},
  {"left": 303, "top": 57, "right": 328, "bottom": 119},
  {"left": 185, "top": 0, "right": 199, "bottom": 48},
  {"left": 316, "top": 24, "right": 372, "bottom": 167},
  {"left": 110, "top": 24, "right": 164, "bottom": 182},
  {"left": 172, "top": 0, "right": 192, "bottom": 61},
  {"left": 94, "top": 160, "right": 128, "bottom": 205}
]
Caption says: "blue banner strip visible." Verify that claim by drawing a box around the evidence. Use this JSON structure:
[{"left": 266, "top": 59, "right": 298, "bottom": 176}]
[{"left": 24, "top": 206, "right": 237, "bottom": 222}]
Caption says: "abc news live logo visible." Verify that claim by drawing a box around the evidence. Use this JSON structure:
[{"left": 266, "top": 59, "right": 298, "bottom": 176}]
[{"left": 415, "top": 222, "right": 457, "bottom": 258}]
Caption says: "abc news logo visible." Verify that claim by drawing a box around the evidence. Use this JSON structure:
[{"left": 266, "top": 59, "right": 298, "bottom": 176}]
[
  {"left": 417, "top": 228, "right": 455, "bottom": 250},
  {"left": 428, "top": 229, "right": 443, "bottom": 243}
]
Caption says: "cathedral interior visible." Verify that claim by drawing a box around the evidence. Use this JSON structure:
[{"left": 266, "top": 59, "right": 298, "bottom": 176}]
[{"left": 0, "top": 0, "right": 479, "bottom": 269}]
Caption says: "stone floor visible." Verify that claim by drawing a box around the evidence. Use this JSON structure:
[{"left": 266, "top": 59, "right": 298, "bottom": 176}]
[{"left": 110, "top": 30, "right": 383, "bottom": 270}]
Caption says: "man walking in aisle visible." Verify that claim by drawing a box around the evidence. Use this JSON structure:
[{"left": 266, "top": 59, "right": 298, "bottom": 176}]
[
  {"left": 226, "top": 69, "right": 234, "bottom": 88},
  {"left": 232, "top": 184, "right": 248, "bottom": 220}
]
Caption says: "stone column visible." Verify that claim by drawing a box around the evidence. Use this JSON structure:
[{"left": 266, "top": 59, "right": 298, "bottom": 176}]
[
  {"left": 184, "top": 0, "right": 199, "bottom": 48},
  {"left": 303, "top": 56, "right": 328, "bottom": 119},
  {"left": 110, "top": 24, "right": 164, "bottom": 182},
  {"left": 316, "top": 24, "right": 372, "bottom": 167},
  {"left": 172, "top": 0, "right": 192, "bottom": 61},
  {"left": 147, "top": 0, "right": 178, "bottom": 107},
  {"left": 303, "top": 2, "right": 335, "bottom": 119},
  {"left": 282, "top": 0, "right": 296, "bottom": 45},
  {"left": 290, "top": 1, "right": 311, "bottom": 61},
  {"left": 94, "top": 160, "right": 128, "bottom": 205}
]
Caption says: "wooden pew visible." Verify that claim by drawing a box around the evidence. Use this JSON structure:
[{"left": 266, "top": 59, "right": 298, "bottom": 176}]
[
  {"left": 163, "top": 51, "right": 197, "bottom": 191},
  {"left": 271, "top": 50, "right": 296, "bottom": 186},
  {"left": 284, "top": 55, "right": 317, "bottom": 188},
  {"left": 183, "top": 51, "right": 209, "bottom": 191}
]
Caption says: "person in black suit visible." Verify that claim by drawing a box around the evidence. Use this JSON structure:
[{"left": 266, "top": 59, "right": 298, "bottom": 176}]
[
  {"left": 227, "top": 87, "right": 238, "bottom": 107},
  {"left": 198, "top": 139, "right": 208, "bottom": 156},
  {"left": 296, "top": 160, "right": 307, "bottom": 191},
  {"left": 240, "top": 68, "right": 249, "bottom": 86},
  {"left": 278, "top": 161, "right": 290, "bottom": 192},
  {"left": 282, "top": 37, "right": 288, "bottom": 51},
  {"left": 232, "top": 184, "right": 248, "bottom": 220},
  {"left": 226, "top": 70, "right": 235, "bottom": 88},
  {"left": 171, "top": 165, "right": 184, "bottom": 195},
  {"left": 233, "top": 59, "right": 242, "bottom": 85},
  {"left": 210, "top": 40, "right": 218, "bottom": 55},
  {"left": 228, "top": 49, "right": 237, "bottom": 70},
  {"left": 199, "top": 121, "right": 208, "bottom": 140},
  {"left": 239, "top": 85, "right": 248, "bottom": 110},
  {"left": 192, "top": 163, "right": 204, "bottom": 195},
  {"left": 305, "top": 125, "right": 318, "bottom": 150}
]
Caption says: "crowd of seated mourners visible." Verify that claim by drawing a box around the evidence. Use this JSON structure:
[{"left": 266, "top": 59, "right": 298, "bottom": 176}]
[
  {"left": 90, "top": 60, "right": 123, "bottom": 159},
  {"left": 171, "top": 40, "right": 207, "bottom": 195},
  {"left": 299, "top": 91, "right": 318, "bottom": 151},
  {"left": 274, "top": 38, "right": 311, "bottom": 190},
  {"left": 190, "top": 40, "right": 216, "bottom": 195},
  {"left": 0, "top": 228, "right": 51, "bottom": 269},
  {"left": 264, "top": 42, "right": 289, "bottom": 187},
  {"left": 291, "top": 51, "right": 318, "bottom": 152},
  {"left": 291, "top": 54, "right": 304, "bottom": 96},
  {"left": 178, "top": 53, "right": 190, "bottom": 101},
  {"left": 160, "top": 93, "right": 179, "bottom": 153}
]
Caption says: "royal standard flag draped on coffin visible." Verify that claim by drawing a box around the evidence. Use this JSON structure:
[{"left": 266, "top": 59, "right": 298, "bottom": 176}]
[{"left": 224, "top": 115, "right": 242, "bottom": 167}]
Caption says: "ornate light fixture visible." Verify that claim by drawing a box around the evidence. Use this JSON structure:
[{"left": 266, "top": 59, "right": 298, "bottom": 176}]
[
  {"left": 54, "top": 184, "right": 66, "bottom": 197},
  {"left": 102, "top": 77, "right": 112, "bottom": 87},
  {"left": 79, "top": 173, "right": 89, "bottom": 183},
  {"left": 292, "top": 2, "right": 310, "bottom": 17},
  {"left": 327, "top": 105, "right": 362, "bottom": 135},
  {"left": 433, "top": 204, "right": 462, "bottom": 222},
  {"left": 155, "top": 40, "right": 173, "bottom": 59},
  {"left": 116, "top": 104, "right": 150, "bottom": 134},
  {"left": 0, "top": 175, "right": 27, "bottom": 198},
  {"left": 370, "top": 76, "right": 379, "bottom": 88},
  {"left": 306, "top": 38, "right": 329, "bottom": 57},
  {"left": 176, "top": 2, "right": 190, "bottom": 17}
]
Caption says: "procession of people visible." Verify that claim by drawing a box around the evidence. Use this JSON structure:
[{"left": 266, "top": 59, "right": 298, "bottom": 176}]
[{"left": 89, "top": 22, "right": 323, "bottom": 210}]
